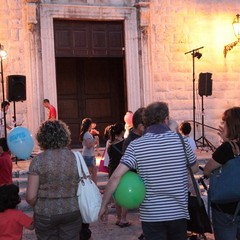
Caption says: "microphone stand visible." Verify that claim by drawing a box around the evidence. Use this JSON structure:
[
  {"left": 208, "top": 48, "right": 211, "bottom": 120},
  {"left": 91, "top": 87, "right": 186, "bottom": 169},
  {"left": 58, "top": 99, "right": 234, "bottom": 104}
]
[{"left": 185, "top": 46, "right": 204, "bottom": 142}]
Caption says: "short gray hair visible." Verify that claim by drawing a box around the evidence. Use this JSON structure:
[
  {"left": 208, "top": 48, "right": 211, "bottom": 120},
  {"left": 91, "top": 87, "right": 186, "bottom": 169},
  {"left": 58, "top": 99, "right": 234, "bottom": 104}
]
[{"left": 143, "top": 102, "right": 169, "bottom": 127}]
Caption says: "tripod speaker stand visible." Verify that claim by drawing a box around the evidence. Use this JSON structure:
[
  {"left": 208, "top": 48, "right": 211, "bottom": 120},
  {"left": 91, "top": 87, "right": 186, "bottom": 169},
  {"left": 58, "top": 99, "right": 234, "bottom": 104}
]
[{"left": 196, "top": 72, "right": 216, "bottom": 152}]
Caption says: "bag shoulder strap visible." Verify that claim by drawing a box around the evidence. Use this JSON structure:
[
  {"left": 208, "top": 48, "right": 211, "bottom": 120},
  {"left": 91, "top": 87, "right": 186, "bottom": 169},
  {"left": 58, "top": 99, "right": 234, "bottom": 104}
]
[
  {"left": 73, "top": 151, "right": 90, "bottom": 178},
  {"left": 228, "top": 140, "right": 240, "bottom": 157},
  {"left": 111, "top": 143, "right": 123, "bottom": 156},
  {"left": 178, "top": 133, "right": 203, "bottom": 206}
]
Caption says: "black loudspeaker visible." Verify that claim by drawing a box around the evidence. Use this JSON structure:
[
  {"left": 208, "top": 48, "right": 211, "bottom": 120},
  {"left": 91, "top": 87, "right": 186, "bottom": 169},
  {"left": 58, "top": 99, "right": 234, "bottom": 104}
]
[
  {"left": 198, "top": 72, "right": 212, "bottom": 97},
  {"left": 7, "top": 75, "right": 26, "bottom": 102}
]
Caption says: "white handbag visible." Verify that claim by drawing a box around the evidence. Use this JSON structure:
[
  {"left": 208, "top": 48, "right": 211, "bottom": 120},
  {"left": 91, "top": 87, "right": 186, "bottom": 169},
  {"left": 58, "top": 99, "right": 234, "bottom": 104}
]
[{"left": 73, "top": 151, "right": 102, "bottom": 223}]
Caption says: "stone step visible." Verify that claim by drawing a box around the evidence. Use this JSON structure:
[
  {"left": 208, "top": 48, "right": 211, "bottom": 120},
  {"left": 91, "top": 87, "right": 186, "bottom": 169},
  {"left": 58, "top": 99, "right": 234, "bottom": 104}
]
[{"left": 13, "top": 177, "right": 28, "bottom": 189}]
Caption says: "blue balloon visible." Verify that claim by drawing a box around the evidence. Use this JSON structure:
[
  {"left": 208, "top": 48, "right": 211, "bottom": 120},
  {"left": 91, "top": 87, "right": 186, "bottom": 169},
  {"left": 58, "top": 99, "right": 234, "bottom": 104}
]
[{"left": 7, "top": 127, "right": 34, "bottom": 160}]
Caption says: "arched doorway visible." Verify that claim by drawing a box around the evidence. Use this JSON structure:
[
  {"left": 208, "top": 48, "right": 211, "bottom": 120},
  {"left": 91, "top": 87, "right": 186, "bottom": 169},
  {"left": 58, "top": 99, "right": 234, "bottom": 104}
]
[{"left": 54, "top": 20, "right": 127, "bottom": 147}]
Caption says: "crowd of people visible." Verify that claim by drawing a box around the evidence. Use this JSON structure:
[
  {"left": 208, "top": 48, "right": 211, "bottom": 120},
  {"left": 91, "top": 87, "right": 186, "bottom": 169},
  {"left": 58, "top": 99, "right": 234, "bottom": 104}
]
[{"left": 0, "top": 100, "right": 240, "bottom": 240}]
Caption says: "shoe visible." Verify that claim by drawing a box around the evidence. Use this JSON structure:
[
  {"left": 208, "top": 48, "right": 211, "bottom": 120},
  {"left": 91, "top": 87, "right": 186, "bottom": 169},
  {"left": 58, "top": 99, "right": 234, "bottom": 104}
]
[
  {"left": 138, "top": 233, "right": 145, "bottom": 240},
  {"left": 118, "top": 222, "right": 131, "bottom": 228}
]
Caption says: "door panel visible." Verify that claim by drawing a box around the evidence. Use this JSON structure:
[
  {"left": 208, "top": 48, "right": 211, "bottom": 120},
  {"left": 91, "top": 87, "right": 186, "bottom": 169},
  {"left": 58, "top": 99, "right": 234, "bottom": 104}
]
[{"left": 56, "top": 58, "right": 126, "bottom": 148}]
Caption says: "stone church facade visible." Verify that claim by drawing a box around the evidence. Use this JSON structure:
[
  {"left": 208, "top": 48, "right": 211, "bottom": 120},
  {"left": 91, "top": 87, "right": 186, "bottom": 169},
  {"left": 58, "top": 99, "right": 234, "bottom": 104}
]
[{"left": 1, "top": 0, "right": 240, "bottom": 149}]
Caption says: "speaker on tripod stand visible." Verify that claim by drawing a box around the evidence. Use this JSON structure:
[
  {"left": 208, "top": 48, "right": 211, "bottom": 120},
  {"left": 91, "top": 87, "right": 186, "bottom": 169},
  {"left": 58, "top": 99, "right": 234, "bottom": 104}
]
[{"left": 196, "top": 72, "right": 216, "bottom": 151}]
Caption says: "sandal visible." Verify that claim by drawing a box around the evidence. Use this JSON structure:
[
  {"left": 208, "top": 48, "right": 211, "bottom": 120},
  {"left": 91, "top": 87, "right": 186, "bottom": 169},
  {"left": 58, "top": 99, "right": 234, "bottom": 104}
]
[
  {"left": 115, "top": 220, "right": 120, "bottom": 226},
  {"left": 118, "top": 222, "right": 131, "bottom": 228}
]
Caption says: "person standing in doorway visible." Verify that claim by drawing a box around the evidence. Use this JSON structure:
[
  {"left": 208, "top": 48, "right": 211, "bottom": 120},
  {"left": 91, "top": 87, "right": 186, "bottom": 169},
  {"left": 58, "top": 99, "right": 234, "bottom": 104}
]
[
  {"left": 43, "top": 99, "right": 57, "bottom": 120},
  {"left": 0, "top": 101, "right": 12, "bottom": 138}
]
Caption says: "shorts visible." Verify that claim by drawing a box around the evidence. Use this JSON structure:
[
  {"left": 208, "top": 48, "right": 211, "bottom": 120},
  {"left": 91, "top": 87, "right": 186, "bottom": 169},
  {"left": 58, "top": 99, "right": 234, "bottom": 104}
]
[{"left": 83, "top": 156, "right": 96, "bottom": 167}]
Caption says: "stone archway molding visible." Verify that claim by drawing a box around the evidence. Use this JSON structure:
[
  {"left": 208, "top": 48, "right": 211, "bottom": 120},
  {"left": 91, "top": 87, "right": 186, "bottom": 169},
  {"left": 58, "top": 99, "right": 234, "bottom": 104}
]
[{"left": 39, "top": 4, "right": 141, "bottom": 113}]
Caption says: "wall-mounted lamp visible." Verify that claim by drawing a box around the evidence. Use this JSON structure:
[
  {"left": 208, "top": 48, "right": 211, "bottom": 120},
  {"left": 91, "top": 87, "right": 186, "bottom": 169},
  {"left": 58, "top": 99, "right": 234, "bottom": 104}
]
[
  {"left": 224, "top": 14, "right": 240, "bottom": 57},
  {"left": 0, "top": 44, "right": 8, "bottom": 137}
]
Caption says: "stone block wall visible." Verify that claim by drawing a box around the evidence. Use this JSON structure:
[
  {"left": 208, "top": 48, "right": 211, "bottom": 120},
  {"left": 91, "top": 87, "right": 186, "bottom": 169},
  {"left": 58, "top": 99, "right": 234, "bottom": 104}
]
[
  {"left": 149, "top": 0, "right": 240, "bottom": 145},
  {"left": 0, "top": 0, "right": 240, "bottom": 148}
]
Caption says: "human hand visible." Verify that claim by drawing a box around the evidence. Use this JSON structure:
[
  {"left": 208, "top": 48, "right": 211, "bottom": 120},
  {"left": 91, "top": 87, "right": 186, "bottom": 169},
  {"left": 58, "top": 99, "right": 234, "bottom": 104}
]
[
  {"left": 217, "top": 125, "right": 227, "bottom": 142},
  {"left": 98, "top": 205, "right": 108, "bottom": 223}
]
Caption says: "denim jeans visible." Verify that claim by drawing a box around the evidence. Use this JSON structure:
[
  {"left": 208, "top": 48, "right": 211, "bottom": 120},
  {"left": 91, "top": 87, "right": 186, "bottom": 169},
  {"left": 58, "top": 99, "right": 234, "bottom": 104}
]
[
  {"left": 212, "top": 208, "right": 240, "bottom": 240},
  {"left": 142, "top": 218, "right": 187, "bottom": 240},
  {"left": 83, "top": 156, "right": 96, "bottom": 167}
]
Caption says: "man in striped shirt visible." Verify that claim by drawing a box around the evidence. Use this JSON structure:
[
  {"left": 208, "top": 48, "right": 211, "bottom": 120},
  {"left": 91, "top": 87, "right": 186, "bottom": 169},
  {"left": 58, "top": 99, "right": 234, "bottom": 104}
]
[{"left": 99, "top": 101, "right": 198, "bottom": 240}]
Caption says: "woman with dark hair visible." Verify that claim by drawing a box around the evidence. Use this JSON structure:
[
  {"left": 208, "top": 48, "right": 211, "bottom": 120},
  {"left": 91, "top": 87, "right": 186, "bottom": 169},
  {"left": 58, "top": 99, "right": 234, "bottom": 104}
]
[
  {"left": 0, "top": 184, "right": 34, "bottom": 239},
  {"left": 204, "top": 107, "right": 240, "bottom": 240},
  {"left": 108, "top": 122, "right": 130, "bottom": 227},
  {"left": 79, "top": 118, "right": 97, "bottom": 184},
  {"left": 26, "top": 120, "right": 81, "bottom": 240}
]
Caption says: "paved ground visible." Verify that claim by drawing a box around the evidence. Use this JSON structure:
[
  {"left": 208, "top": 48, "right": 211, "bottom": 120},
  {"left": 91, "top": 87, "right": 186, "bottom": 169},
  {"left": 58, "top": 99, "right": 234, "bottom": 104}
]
[
  {"left": 22, "top": 209, "right": 143, "bottom": 240},
  {"left": 22, "top": 209, "right": 214, "bottom": 240}
]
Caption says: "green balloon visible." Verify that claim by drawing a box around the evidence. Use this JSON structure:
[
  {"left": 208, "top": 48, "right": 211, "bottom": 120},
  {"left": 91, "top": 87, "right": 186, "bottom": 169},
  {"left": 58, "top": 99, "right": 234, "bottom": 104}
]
[{"left": 113, "top": 171, "right": 146, "bottom": 209}]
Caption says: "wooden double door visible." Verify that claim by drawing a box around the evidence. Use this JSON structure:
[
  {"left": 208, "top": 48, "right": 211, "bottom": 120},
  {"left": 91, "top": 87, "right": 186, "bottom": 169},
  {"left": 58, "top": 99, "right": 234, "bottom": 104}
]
[{"left": 54, "top": 20, "right": 126, "bottom": 147}]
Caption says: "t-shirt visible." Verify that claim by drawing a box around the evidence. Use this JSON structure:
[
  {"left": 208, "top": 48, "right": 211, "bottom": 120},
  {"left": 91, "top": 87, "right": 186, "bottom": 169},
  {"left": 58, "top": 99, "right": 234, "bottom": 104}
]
[
  {"left": 28, "top": 148, "right": 79, "bottom": 216},
  {"left": 0, "top": 111, "right": 5, "bottom": 138},
  {"left": 186, "top": 136, "right": 196, "bottom": 153},
  {"left": 82, "top": 131, "right": 95, "bottom": 157},
  {"left": 0, "top": 209, "right": 33, "bottom": 240},
  {"left": 211, "top": 141, "right": 240, "bottom": 215},
  {"left": 108, "top": 140, "right": 124, "bottom": 176},
  {"left": 122, "top": 129, "right": 141, "bottom": 153},
  {"left": 121, "top": 130, "right": 196, "bottom": 222},
  {"left": 48, "top": 105, "right": 57, "bottom": 120},
  {"left": 0, "top": 152, "right": 13, "bottom": 185}
]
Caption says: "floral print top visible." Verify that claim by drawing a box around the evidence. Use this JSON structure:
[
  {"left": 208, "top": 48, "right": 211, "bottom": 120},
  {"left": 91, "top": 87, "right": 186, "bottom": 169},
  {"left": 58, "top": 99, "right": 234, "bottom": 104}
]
[{"left": 28, "top": 148, "right": 79, "bottom": 216}]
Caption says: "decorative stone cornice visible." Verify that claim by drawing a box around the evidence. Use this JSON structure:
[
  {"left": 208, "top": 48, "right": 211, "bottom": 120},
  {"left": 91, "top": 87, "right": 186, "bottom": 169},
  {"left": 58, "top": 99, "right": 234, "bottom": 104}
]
[
  {"left": 134, "top": 1, "right": 150, "bottom": 28},
  {"left": 27, "top": 3, "right": 38, "bottom": 32}
]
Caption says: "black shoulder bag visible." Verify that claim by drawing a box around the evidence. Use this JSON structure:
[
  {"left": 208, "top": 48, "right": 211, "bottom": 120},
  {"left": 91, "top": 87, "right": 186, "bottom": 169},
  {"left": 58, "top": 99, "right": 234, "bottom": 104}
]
[{"left": 179, "top": 134, "right": 212, "bottom": 234}]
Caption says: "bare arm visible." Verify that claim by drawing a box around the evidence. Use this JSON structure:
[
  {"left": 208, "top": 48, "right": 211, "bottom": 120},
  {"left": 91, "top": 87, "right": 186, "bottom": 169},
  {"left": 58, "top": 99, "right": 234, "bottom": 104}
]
[
  {"left": 26, "top": 174, "right": 39, "bottom": 206},
  {"left": 203, "top": 158, "right": 222, "bottom": 177},
  {"left": 85, "top": 138, "right": 95, "bottom": 149},
  {"left": 98, "top": 163, "right": 129, "bottom": 221},
  {"left": 26, "top": 221, "right": 35, "bottom": 230},
  {"left": 191, "top": 161, "right": 199, "bottom": 174}
]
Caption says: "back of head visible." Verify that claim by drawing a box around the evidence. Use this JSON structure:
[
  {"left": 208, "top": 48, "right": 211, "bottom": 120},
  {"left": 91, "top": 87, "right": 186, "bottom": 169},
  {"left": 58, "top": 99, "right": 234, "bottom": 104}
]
[
  {"left": 0, "top": 138, "right": 9, "bottom": 152},
  {"left": 132, "top": 107, "right": 145, "bottom": 129},
  {"left": 109, "top": 122, "right": 125, "bottom": 142},
  {"left": 179, "top": 122, "right": 191, "bottom": 135},
  {"left": 43, "top": 99, "right": 50, "bottom": 104},
  {"left": 1, "top": 101, "right": 9, "bottom": 109},
  {"left": 104, "top": 125, "right": 112, "bottom": 141},
  {"left": 124, "top": 111, "right": 133, "bottom": 126},
  {"left": 143, "top": 102, "right": 169, "bottom": 127},
  {"left": 36, "top": 120, "right": 71, "bottom": 150},
  {"left": 222, "top": 107, "right": 240, "bottom": 140},
  {"left": 0, "top": 184, "right": 21, "bottom": 212},
  {"left": 80, "top": 118, "right": 92, "bottom": 142}
]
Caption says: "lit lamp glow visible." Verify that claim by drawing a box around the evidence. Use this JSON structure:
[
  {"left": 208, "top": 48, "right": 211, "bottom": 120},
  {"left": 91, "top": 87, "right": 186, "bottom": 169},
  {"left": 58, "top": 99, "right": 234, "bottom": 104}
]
[
  {"left": 224, "top": 14, "right": 240, "bottom": 57},
  {"left": 232, "top": 14, "right": 240, "bottom": 40},
  {"left": 0, "top": 44, "right": 7, "bottom": 60}
]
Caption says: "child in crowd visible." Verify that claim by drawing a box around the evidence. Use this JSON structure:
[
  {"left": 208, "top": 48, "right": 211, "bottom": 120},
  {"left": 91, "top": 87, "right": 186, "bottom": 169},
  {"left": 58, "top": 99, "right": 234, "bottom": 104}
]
[
  {"left": 0, "top": 138, "right": 12, "bottom": 186},
  {"left": 0, "top": 184, "right": 34, "bottom": 239},
  {"left": 123, "top": 111, "right": 133, "bottom": 138},
  {"left": 179, "top": 121, "right": 196, "bottom": 152},
  {"left": 90, "top": 122, "right": 100, "bottom": 156}
]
